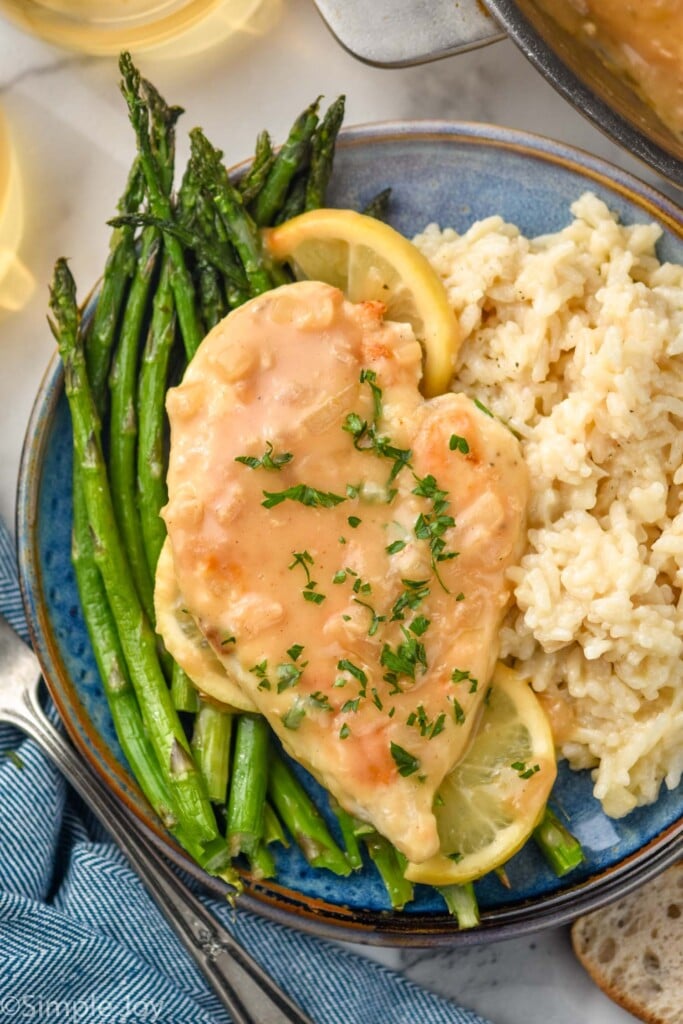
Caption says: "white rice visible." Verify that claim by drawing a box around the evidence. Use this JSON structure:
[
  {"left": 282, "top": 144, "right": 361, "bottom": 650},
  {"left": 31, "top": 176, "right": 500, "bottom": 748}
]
[{"left": 414, "top": 192, "right": 683, "bottom": 818}]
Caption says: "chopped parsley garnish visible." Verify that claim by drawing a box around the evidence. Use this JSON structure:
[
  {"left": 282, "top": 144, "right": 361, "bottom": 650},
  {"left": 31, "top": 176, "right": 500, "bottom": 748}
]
[
  {"left": 341, "top": 697, "right": 360, "bottom": 713},
  {"left": 287, "top": 644, "right": 305, "bottom": 662},
  {"left": 380, "top": 629, "right": 428, "bottom": 692},
  {"left": 451, "top": 668, "right": 478, "bottom": 693},
  {"left": 249, "top": 660, "right": 271, "bottom": 691},
  {"left": 449, "top": 434, "right": 470, "bottom": 454},
  {"left": 289, "top": 551, "right": 326, "bottom": 604},
  {"left": 390, "top": 742, "right": 421, "bottom": 777},
  {"left": 407, "top": 705, "right": 446, "bottom": 739},
  {"left": 409, "top": 615, "right": 430, "bottom": 637},
  {"left": 220, "top": 634, "right": 236, "bottom": 646},
  {"left": 337, "top": 659, "right": 368, "bottom": 691},
  {"left": 276, "top": 661, "right": 303, "bottom": 693},
  {"left": 339, "top": 723, "right": 351, "bottom": 740},
  {"left": 281, "top": 699, "right": 306, "bottom": 730},
  {"left": 302, "top": 582, "right": 326, "bottom": 604},
  {"left": 385, "top": 539, "right": 407, "bottom": 555},
  {"left": 347, "top": 515, "right": 362, "bottom": 529},
  {"left": 511, "top": 761, "right": 541, "bottom": 779},
  {"left": 451, "top": 698, "right": 465, "bottom": 725},
  {"left": 262, "top": 484, "right": 346, "bottom": 510},
  {"left": 309, "top": 691, "right": 333, "bottom": 711},
  {"left": 391, "top": 578, "right": 430, "bottom": 621},
  {"left": 353, "top": 599, "right": 385, "bottom": 636},
  {"left": 235, "top": 441, "right": 293, "bottom": 471},
  {"left": 474, "top": 397, "right": 494, "bottom": 418},
  {"left": 332, "top": 570, "right": 347, "bottom": 584}
]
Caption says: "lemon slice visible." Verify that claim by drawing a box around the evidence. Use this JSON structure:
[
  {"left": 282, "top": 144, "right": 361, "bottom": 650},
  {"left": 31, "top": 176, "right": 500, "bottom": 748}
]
[
  {"left": 264, "top": 208, "right": 460, "bottom": 397},
  {"left": 404, "top": 664, "right": 557, "bottom": 886}
]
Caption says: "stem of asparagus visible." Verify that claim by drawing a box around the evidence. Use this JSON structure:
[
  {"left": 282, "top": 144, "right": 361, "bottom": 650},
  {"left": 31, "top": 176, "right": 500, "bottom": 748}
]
[
  {"left": 226, "top": 714, "right": 270, "bottom": 858},
  {"left": 238, "top": 130, "right": 275, "bottom": 204},
  {"left": 533, "top": 806, "right": 585, "bottom": 876},
  {"left": 136, "top": 255, "right": 175, "bottom": 579},
  {"left": 363, "top": 834, "right": 414, "bottom": 910},
  {"left": 439, "top": 883, "right": 480, "bottom": 929},
  {"left": 51, "top": 259, "right": 220, "bottom": 854},
  {"left": 119, "top": 52, "right": 204, "bottom": 360},
  {"left": 85, "top": 161, "right": 145, "bottom": 405},
  {"left": 329, "top": 799, "right": 364, "bottom": 870},
  {"left": 304, "top": 95, "right": 345, "bottom": 212},
  {"left": 190, "top": 128, "right": 275, "bottom": 297},
  {"left": 191, "top": 700, "right": 233, "bottom": 804},
  {"left": 252, "top": 99, "right": 320, "bottom": 226},
  {"left": 72, "top": 475, "right": 177, "bottom": 831},
  {"left": 362, "top": 187, "right": 392, "bottom": 222},
  {"left": 247, "top": 841, "right": 276, "bottom": 880},
  {"left": 171, "top": 662, "right": 199, "bottom": 713},
  {"left": 108, "top": 226, "right": 160, "bottom": 622},
  {"left": 264, "top": 801, "right": 288, "bottom": 847},
  {"left": 268, "top": 755, "right": 350, "bottom": 876}
]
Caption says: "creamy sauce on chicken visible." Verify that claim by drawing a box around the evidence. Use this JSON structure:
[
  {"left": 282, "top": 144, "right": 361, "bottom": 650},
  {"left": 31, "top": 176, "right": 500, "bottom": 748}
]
[{"left": 161, "top": 281, "right": 529, "bottom": 863}]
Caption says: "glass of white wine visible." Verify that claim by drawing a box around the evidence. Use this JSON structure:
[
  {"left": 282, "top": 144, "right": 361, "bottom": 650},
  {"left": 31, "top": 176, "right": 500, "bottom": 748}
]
[{"left": 0, "top": 0, "right": 269, "bottom": 56}]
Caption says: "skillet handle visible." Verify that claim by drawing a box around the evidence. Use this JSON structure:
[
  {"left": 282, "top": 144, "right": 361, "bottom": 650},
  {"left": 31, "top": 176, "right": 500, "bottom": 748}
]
[{"left": 312, "top": 0, "right": 505, "bottom": 68}]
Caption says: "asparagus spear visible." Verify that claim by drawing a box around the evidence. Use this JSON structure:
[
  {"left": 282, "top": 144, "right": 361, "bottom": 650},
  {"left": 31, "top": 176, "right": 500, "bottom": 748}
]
[
  {"left": 84, "top": 160, "right": 145, "bottom": 402},
  {"left": 190, "top": 127, "right": 275, "bottom": 297},
  {"left": 136, "top": 256, "right": 174, "bottom": 579},
  {"left": 251, "top": 99, "right": 320, "bottom": 226},
  {"left": 108, "top": 226, "right": 160, "bottom": 622},
  {"left": 171, "top": 663, "right": 199, "bottom": 714},
  {"left": 191, "top": 701, "right": 233, "bottom": 804},
  {"left": 363, "top": 833, "right": 413, "bottom": 910},
  {"left": 238, "top": 129, "right": 275, "bottom": 204},
  {"left": 439, "top": 883, "right": 480, "bottom": 929},
  {"left": 362, "top": 187, "right": 392, "bottom": 222},
  {"left": 304, "top": 95, "right": 345, "bottom": 212},
  {"left": 274, "top": 174, "right": 308, "bottom": 225},
  {"left": 226, "top": 714, "right": 270, "bottom": 858},
  {"left": 119, "top": 52, "right": 203, "bottom": 359},
  {"left": 50, "top": 259, "right": 221, "bottom": 854},
  {"left": 533, "top": 806, "right": 585, "bottom": 876},
  {"left": 329, "top": 799, "right": 364, "bottom": 871},
  {"left": 268, "top": 755, "right": 350, "bottom": 876}
]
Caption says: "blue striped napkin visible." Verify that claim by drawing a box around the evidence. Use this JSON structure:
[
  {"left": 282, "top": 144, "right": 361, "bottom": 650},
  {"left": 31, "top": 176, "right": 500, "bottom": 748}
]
[{"left": 0, "top": 514, "right": 490, "bottom": 1024}]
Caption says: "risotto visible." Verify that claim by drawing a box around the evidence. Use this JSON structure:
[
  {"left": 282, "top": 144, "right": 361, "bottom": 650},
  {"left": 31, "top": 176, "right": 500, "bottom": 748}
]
[{"left": 414, "top": 193, "right": 683, "bottom": 819}]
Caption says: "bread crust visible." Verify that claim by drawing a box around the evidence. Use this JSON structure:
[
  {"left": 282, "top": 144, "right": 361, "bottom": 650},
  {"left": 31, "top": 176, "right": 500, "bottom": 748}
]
[{"left": 571, "top": 862, "right": 683, "bottom": 1024}]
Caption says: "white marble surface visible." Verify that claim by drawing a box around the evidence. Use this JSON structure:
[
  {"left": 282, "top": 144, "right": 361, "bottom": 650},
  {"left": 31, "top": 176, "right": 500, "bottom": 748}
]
[{"left": 0, "top": 1, "right": 657, "bottom": 1020}]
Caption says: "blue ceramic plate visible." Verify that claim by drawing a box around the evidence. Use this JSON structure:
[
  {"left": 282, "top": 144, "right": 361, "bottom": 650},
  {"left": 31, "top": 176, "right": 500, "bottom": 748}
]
[{"left": 17, "top": 123, "right": 683, "bottom": 946}]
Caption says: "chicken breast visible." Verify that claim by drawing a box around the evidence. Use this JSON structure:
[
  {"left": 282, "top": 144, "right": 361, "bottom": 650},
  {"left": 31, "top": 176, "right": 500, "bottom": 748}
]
[{"left": 162, "top": 281, "right": 528, "bottom": 863}]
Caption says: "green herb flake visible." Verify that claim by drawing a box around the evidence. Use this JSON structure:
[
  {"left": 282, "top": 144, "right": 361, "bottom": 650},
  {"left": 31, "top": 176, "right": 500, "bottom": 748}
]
[
  {"left": 409, "top": 615, "right": 430, "bottom": 637},
  {"left": 452, "top": 698, "right": 465, "bottom": 725},
  {"left": 276, "top": 662, "right": 303, "bottom": 693},
  {"left": 339, "top": 723, "right": 351, "bottom": 740},
  {"left": 386, "top": 539, "right": 407, "bottom": 555},
  {"left": 474, "top": 397, "right": 494, "bottom": 418},
  {"left": 263, "top": 483, "right": 346, "bottom": 510},
  {"left": 512, "top": 760, "right": 541, "bottom": 779},
  {"left": 281, "top": 700, "right": 306, "bottom": 730},
  {"left": 449, "top": 434, "right": 470, "bottom": 454},
  {"left": 287, "top": 644, "right": 304, "bottom": 662},
  {"left": 390, "top": 742, "right": 421, "bottom": 777},
  {"left": 220, "top": 634, "right": 236, "bottom": 646},
  {"left": 235, "top": 441, "right": 294, "bottom": 471},
  {"left": 347, "top": 515, "right": 362, "bottom": 529},
  {"left": 303, "top": 588, "right": 326, "bottom": 605},
  {"left": 332, "top": 570, "right": 347, "bottom": 584},
  {"left": 341, "top": 698, "right": 360, "bottom": 714}
]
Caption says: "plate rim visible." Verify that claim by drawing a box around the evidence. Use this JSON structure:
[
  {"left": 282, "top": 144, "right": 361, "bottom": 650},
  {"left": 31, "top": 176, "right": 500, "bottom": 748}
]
[{"left": 17, "top": 119, "right": 683, "bottom": 946}]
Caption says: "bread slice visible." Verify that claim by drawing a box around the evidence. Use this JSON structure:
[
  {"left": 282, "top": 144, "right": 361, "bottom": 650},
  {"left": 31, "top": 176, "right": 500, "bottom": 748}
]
[{"left": 571, "top": 862, "right": 683, "bottom": 1024}]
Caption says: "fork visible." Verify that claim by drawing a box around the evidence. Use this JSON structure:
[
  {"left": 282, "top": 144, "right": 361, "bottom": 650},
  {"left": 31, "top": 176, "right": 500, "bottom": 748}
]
[{"left": 0, "top": 613, "right": 315, "bottom": 1024}]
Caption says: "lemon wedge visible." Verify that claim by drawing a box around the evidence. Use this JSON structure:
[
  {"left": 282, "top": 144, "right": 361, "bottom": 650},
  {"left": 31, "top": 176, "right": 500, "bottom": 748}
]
[
  {"left": 405, "top": 664, "right": 557, "bottom": 886},
  {"left": 264, "top": 208, "right": 460, "bottom": 397}
]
